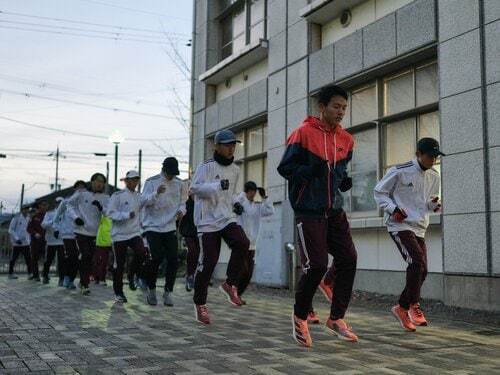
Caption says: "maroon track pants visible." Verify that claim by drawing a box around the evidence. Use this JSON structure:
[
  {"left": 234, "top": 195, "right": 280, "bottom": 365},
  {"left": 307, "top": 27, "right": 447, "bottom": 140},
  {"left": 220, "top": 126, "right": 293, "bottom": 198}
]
[
  {"left": 295, "top": 209, "right": 357, "bottom": 320},
  {"left": 184, "top": 236, "right": 200, "bottom": 277},
  {"left": 193, "top": 222, "right": 249, "bottom": 305},
  {"left": 389, "top": 230, "right": 428, "bottom": 309}
]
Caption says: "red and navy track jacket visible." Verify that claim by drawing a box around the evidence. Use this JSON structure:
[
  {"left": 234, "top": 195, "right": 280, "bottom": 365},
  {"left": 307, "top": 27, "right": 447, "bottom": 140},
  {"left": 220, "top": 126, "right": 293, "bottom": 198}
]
[{"left": 277, "top": 116, "right": 354, "bottom": 218}]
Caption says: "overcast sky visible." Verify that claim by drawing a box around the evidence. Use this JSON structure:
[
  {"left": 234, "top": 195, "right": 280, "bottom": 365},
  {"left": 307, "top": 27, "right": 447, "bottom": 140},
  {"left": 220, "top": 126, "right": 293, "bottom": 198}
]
[{"left": 0, "top": 0, "right": 193, "bottom": 213}]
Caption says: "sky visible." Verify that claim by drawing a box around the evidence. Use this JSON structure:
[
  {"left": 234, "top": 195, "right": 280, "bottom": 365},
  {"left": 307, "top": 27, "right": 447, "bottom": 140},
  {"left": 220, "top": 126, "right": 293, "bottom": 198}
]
[{"left": 0, "top": 0, "right": 193, "bottom": 214}]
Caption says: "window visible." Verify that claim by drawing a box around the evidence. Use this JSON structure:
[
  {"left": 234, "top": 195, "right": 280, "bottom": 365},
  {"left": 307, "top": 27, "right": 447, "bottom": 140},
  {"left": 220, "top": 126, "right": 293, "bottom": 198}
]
[
  {"left": 234, "top": 123, "right": 268, "bottom": 194},
  {"left": 219, "top": 0, "right": 267, "bottom": 61},
  {"left": 383, "top": 111, "right": 441, "bottom": 173},
  {"left": 340, "top": 60, "right": 439, "bottom": 217},
  {"left": 383, "top": 70, "right": 413, "bottom": 116},
  {"left": 350, "top": 83, "right": 377, "bottom": 126},
  {"left": 344, "top": 127, "right": 378, "bottom": 216}
]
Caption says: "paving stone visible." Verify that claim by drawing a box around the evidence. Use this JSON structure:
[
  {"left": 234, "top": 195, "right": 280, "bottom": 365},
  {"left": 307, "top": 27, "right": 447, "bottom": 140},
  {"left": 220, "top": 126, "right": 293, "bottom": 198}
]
[{"left": 1, "top": 277, "right": 499, "bottom": 374}]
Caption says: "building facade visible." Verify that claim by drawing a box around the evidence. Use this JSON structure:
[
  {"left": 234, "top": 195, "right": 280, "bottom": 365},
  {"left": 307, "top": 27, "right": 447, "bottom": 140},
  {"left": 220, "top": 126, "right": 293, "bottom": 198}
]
[{"left": 190, "top": 0, "right": 500, "bottom": 311}]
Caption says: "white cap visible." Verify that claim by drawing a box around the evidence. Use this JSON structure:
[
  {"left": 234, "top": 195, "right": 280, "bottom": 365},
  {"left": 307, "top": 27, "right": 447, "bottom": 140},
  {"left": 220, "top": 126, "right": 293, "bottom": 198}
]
[
  {"left": 125, "top": 170, "right": 140, "bottom": 179},
  {"left": 55, "top": 196, "right": 64, "bottom": 202}
]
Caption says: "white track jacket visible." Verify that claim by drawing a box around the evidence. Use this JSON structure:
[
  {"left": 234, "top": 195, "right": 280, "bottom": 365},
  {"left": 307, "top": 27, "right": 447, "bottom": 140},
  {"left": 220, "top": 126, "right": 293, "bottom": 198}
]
[
  {"left": 8, "top": 213, "right": 31, "bottom": 246},
  {"left": 373, "top": 158, "right": 440, "bottom": 237},
  {"left": 53, "top": 199, "right": 75, "bottom": 240},
  {"left": 41, "top": 209, "right": 64, "bottom": 246},
  {"left": 235, "top": 192, "right": 274, "bottom": 250},
  {"left": 142, "top": 173, "right": 186, "bottom": 233},
  {"left": 66, "top": 190, "right": 110, "bottom": 237},
  {"left": 190, "top": 158, "right": 239, "bottom": 233},
  {"left": 107, "top": 188, "right": 156, "bottom": 242}
]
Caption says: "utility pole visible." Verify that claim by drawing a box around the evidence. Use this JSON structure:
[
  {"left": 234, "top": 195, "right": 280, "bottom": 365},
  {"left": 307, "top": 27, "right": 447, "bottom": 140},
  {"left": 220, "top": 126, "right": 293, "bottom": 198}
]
[
  {"left": 55, "top": 146, "right": 60, "bottom": 191},
  {"left": 49, "top": 147, "right": 61, "bottom": 191},
  {"left": 20, "top": 183, "right": 25, "bottom": 209},
  {"left": 138, "top": 149, "right": 142, "bottom": 192}
]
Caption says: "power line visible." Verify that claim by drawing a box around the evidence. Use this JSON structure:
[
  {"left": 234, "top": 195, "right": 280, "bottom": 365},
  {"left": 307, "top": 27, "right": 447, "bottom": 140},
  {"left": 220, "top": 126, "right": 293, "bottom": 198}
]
[
  {"left": 0, "top": 74, "right": 189, "bottom": 109},
  {"left": 0, "top": 10, "right": 191, "bottom": 37},
  {"left": 0, "top": 25, "right": 186, "bottom": 45},
  {"left": 0, "top": 115, "right": 188, "bottom": 141},
  {"left": 1, "top": 89, "right": 184, "bottom": 120},
  {"left": 0, "top": 20, "right": 183, "bottom": 42}
]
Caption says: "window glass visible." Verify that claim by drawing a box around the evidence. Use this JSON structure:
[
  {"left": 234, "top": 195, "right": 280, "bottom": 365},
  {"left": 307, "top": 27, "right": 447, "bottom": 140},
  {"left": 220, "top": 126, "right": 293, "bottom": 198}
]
[
  {"left": 351, "top": 170, "right": 378, "bottom": 212},
  {"left": 235, "top": 161, "right": 244, "bottom": 193},
  {"left": 383, "top": 70, "right": 413, "bottom": 116},
  {"left": 205, "top": 138, "right": 215, "bottom": 160},
  {"left": 232, "top": 7, "right": 246, "bottom": 53},
  {"left": 418, "top": 111, "right": 442, "bottom": 168},
  {"left": 346, "top": 127, "right": 378, "bottom": 214},
  {"left": 221, "top": 17, "right": 233, "bottom": 59},
  {"left": 385, "top": 118, "right": 415, "bottom": 167},
  {"left": 262, "top": 156, "right": 267, "bottom": 188},
  {"left": 418, "top": 111, "right": 440, "bottom": 141},
  {"left": 248, "top": 125, "right": 264, "bottom": 156},
  {"left": 233, "top": 34, "right": 246, "bottom": 54},
  {"left": 250, "top": 0, "right": 265, "bottom": 25},
  {"left": 351, "top": 127, "right": 377, "bottom": 172},
  {"left": 233, "top": 7, "right": 246, "bottom": 37},
  {"left": 234, "top": 130, "right": 245, "bottom": 160},
  {"left": 351, "top": 84, "right": 377, "bottom": 125},
  {"left": 232, "top": 124, "right": 268, "bottom": 192},
  {"left": 416, "top": 62, "right": 438, "bottom": 107},
  {"left": 250, "top": 21, "right": 265, "bottom": 43},
  {"left": 247, "top": 158, "right": 264, "bottom": 187}
]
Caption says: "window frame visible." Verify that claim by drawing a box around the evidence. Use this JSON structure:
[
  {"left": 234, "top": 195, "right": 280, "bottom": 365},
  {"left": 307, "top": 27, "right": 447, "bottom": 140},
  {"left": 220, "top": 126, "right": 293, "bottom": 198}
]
[
  {"left": 218, "top": 0, "right": 267, "bottom": 61},
  {"left": 341, "top": 59, "right": 439, "bottom": 218},
  {"left": 234, "top": 123, "right": 268, "bottom": 194}
]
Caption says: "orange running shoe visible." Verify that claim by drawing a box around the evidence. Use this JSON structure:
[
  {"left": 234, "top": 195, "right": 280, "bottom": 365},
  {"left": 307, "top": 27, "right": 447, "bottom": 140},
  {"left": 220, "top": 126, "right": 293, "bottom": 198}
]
[
  {"left": 325, "top": 318, "right": 358, "bottom": 342},
  {"left": 391, "top": 305, "right": 417, "bottom": 332},
  {"left": 218, "top": 281, "right": 243, "bottom": 306},
  {"left": 194, "top": 304, "right": 211, "bottom": 324},
  {"left": 409, "top": 304, "right": 428, "bottom": 326},
  {"left": 307, "top": 310, "right": 320, "bottom": 324},
  {"left": 319, "top": 280, "right": 333, "bottom": 303},
  {"left": 292, "top": 313, "right": 313, "bottom": 347}
]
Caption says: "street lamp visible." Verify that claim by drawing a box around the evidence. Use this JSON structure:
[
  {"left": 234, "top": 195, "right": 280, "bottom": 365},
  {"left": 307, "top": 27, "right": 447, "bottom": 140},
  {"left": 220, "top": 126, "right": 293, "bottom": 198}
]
[{"left": 108, "top": 130, "right": 124, "bottom": 189}]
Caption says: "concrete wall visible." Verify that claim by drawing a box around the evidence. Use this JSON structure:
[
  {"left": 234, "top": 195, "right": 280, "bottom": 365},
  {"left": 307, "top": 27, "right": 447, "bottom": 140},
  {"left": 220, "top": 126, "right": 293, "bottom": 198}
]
[{"left": 437, "top": 0, "right": 500, "bottom": 309}]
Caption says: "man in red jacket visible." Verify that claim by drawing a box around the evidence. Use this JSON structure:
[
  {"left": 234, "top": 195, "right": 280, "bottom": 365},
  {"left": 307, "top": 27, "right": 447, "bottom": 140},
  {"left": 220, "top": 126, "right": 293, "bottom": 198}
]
[
  {"left": 27, "top": 200, "right": 48, "bottom": 282},
  {"left": 277, "top": 85, "right": 358, "bottom": 347}
]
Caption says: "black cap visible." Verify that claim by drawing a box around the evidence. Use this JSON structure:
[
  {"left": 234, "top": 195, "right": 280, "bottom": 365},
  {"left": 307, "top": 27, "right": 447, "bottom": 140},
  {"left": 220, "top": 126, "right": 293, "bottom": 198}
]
[
  {"left": 162, "top": 157, "right": 180, "bottom": 175},
  {"left": 417, "top": 138, "right": 446, "bottom": 157},
  {"left": 244, "top": 181, "right": 257, "bottom": 192}
]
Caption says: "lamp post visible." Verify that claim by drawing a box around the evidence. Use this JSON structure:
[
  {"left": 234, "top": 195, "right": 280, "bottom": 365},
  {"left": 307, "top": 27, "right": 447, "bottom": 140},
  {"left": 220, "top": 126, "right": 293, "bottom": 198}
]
[{"left": 108, "top": 130, "right": 124, "bottom": 189}]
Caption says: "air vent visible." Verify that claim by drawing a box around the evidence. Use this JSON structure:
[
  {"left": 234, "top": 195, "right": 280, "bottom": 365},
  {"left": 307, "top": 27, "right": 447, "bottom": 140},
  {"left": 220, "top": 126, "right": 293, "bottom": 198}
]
[{"left": 340, "top": 9, "right": 352, "bottom": 28}]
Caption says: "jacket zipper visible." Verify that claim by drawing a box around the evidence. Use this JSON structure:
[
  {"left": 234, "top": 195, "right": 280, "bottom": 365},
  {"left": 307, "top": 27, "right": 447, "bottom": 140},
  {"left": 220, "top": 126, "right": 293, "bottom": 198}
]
[
  {"left": 324, "top": 132, "right": 332, "bottom": 217},
  {"left": 295, "top": 182, "right": 308, "bottom": 206}
]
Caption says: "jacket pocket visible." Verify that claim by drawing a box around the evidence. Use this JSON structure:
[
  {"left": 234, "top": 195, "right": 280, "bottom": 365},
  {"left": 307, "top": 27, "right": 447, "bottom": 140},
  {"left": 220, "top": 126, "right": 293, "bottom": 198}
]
[{"left": 294, "top": 181, "right": 309, "bottom": 206}]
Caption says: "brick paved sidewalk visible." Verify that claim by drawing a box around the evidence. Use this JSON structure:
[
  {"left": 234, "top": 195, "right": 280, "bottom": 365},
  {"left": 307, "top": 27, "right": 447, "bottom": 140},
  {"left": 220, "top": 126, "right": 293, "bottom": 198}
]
[{"left": 0, "top": 276, "right": 499, "bottom": 374}]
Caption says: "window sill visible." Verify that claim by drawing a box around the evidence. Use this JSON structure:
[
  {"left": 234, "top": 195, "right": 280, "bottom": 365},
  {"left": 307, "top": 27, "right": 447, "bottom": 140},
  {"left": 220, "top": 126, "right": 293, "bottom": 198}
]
[
  {"left": 350, "top": 214, "right": 442, "bottom": 229},
  {"left": 199, "top": 39, "right": 268, "bottom": 85}
]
